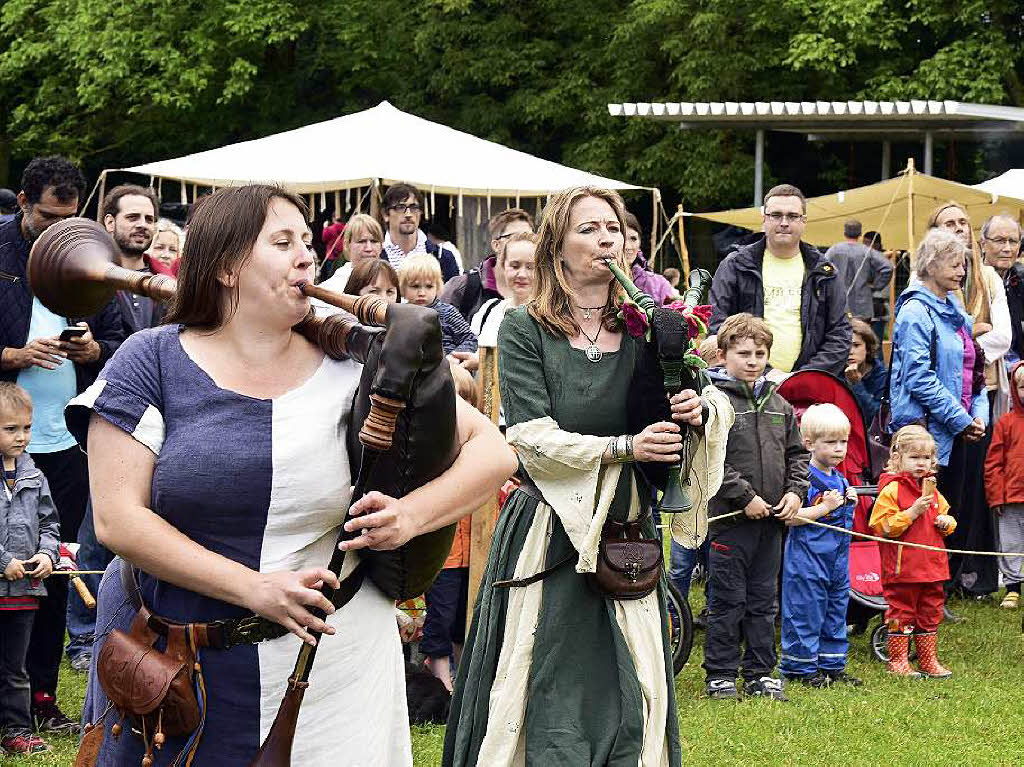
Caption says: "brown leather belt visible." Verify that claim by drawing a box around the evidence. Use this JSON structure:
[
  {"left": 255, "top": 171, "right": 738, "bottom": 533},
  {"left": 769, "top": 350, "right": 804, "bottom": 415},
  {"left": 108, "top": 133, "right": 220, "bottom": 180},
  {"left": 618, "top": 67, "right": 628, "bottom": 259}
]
[{"left": 119, "top": 559, "right": 364, "bottom": 650}]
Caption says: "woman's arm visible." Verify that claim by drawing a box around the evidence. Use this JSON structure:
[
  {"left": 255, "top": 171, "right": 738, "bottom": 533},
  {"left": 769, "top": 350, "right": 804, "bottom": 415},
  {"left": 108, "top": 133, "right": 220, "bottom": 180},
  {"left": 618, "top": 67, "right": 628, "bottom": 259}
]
[
  {"left": 977, "top": 267, "right": 1012, "bottom": 363},
  {"left": 342, "top": 396, "right": 517, "bottom": 551},
  {"left": 88, "top": 415, "right": 340, "bottom": 645}
]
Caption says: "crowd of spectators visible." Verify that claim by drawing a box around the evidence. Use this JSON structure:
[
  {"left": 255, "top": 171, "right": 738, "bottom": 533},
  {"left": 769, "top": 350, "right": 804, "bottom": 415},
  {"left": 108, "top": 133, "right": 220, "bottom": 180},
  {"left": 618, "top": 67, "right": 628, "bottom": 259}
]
[{"left": 2, "top": 154, "right": 1023, "bottom": 754}]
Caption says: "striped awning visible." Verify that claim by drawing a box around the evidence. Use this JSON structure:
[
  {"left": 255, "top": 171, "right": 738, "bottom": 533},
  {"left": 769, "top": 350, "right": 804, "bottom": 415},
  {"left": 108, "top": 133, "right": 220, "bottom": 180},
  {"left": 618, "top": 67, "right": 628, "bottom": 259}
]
[{"left": 607, "top": 100, "right": 1024, "bottom": 135}]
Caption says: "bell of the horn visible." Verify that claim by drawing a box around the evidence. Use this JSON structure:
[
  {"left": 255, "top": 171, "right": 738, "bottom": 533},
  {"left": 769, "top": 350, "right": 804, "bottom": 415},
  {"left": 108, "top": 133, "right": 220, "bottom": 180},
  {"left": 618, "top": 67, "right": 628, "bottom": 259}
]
[
  {"left": 28, "top": 217, "right": 120, "bottom": 317},
  {"left": 658, "top": 466, "right": 693, "bottom": 514}
]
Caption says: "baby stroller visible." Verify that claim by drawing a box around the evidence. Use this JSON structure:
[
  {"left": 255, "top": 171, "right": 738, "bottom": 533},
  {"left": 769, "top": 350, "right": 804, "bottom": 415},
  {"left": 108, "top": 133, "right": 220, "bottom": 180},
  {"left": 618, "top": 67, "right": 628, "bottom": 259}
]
[{"left": 777, "top": 370, "right": 899, "bottom": 662}]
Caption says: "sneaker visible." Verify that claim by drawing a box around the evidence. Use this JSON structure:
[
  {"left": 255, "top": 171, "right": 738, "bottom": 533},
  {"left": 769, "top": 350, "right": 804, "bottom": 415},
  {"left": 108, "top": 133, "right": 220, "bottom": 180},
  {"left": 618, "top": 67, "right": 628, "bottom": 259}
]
[
  {"left": 1000, "top": 592, "right": 1020, "bottom": 609},
  {"left": 694, "top": 608, "right": 708, "bottom": 630},
  {"left": 783, "top": 671, "right": 830, "bottom": 688},
  {"left": 1, "top": 729, "right": 51, "bottom": 755},
  {"left": 32, "top": 693, "right": 81, "bottom": 734},
  {"left": 743, "top": 676, "right": 788, "bottom": 701},
  {"left": 823, "top": 670, "right": 863, "bottom": 687},
  {"left": 705, "top": 679, "right": 738, "bottom": 699},
  {"left": 69, "top": 652, "right": 92, "bottom": 672}
]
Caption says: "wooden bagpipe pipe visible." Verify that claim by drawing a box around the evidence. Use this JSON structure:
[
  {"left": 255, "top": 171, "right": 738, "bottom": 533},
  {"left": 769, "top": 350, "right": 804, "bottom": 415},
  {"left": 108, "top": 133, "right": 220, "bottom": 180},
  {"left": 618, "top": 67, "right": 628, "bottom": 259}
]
[
  {"left": 603, "top": 259, "right": 713, "bottom": 513},
  {"left": 29, "top": 217, "right": 459, "bottom": 765}
]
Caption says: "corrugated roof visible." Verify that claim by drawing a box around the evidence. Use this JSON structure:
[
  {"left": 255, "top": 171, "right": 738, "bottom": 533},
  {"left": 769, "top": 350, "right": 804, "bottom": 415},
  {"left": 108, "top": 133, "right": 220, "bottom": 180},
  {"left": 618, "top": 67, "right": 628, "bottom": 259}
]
[{"left": 606, "top": 100, "right": 1024, "bottom": 134}]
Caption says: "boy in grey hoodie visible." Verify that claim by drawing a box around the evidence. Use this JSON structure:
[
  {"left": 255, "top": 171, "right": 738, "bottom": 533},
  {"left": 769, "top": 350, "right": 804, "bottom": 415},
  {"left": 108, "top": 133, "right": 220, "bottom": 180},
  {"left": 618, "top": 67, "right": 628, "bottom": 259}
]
[
  {"left": 0, "top": 383, "right": 59, "bottom": 755},
  {"left": 703, "top": 314, "right": 809, "bottom": 701}
]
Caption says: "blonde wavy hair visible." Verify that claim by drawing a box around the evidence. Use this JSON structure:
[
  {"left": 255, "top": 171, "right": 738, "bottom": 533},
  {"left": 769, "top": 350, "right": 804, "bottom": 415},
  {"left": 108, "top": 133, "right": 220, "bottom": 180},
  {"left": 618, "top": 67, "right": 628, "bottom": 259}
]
[
  {"left": 925, "top": 201, "right": 991, "bottom": 325},
  {"left": 885, "top": 424, "right": 937, "bottom": 474},
  {"left": 528, "top": 186, "right": 628, "bottom": 338}
]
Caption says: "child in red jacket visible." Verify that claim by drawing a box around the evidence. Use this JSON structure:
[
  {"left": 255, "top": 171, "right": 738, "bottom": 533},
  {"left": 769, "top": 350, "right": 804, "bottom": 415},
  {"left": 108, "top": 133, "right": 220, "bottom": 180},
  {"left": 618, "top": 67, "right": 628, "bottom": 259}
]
[
  {"left": 869, "top": 425, "right": 957, "bottom": 679},
  {"left": 984, "top": 361, "right": 1024, "bottom": 609}
]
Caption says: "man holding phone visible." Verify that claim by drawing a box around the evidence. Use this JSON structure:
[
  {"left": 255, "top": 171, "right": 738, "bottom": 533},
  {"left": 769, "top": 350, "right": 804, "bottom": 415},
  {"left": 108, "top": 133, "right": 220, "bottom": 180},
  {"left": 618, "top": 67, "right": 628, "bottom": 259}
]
[{"left": 0, "top": 156, "right": 125, "bottom": 734}]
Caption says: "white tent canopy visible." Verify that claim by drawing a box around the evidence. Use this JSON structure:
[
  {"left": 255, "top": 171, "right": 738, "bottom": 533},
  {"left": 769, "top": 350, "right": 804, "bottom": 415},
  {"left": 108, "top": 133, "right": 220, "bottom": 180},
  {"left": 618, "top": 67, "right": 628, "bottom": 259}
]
[
  {"left": 114, "top": 101, "right": 646, "bottom": 198},
  {"left": 974, "top": 169, "right": 1024, "bottom": 201}
]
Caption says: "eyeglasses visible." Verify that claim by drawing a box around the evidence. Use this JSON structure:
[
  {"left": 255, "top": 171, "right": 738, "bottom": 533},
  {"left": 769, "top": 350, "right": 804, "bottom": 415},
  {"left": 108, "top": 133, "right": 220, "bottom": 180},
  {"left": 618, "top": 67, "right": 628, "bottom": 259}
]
[
  {"left": 765, "top": 212, "right": 805, "bottom": 223},
  {"left": 389, "top": 203, "right": 422, "bottom": 214},
  {"left": 985, "top": 236, "right": 1021, "bottom": 248}
]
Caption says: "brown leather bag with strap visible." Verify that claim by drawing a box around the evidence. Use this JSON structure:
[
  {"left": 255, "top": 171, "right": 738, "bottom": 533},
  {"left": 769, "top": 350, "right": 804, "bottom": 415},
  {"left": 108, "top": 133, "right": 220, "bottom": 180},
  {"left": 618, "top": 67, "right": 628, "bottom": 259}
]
[
  {"left": 76, "top": 564, "right": 202, "bottom": 767},
  {"left": 586, "top": 519, "right": 663, "bottom": 600}
]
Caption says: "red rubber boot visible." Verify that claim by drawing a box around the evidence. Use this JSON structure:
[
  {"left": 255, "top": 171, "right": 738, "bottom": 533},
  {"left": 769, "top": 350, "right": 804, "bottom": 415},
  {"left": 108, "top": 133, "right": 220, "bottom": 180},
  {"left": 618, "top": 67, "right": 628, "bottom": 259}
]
[
  {"left": 914, "top": 631, "right": 952, "bottom": 679},
  {"left": 887, "top": 631, "right": 922, "bottom": 678}
]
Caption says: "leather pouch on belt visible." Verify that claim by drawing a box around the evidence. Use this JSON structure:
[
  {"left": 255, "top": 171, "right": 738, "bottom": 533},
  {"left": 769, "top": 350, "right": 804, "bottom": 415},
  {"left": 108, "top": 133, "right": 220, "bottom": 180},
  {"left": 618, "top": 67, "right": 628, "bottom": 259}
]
[
  {"left": 93, "top": 614, "right": 201, "bottom": 764},
  {"left": 586, "top": 519, "right": 663, "bottom": 600}
]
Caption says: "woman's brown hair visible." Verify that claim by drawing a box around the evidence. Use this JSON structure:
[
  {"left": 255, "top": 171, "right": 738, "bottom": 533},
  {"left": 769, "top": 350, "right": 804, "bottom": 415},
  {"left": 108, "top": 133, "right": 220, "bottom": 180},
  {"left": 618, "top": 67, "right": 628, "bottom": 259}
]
[
  {"left": 528, "top": 186, "right": 628, "bottom": 338},
  {"left": 343, "top": 258, "right": 398, "bottom": 296},
  {"left": 164, "top": 184, "right": 308, "bottom": 329},
  {"left": 849, "top": 317, "right": 879, "bottom": 371}
]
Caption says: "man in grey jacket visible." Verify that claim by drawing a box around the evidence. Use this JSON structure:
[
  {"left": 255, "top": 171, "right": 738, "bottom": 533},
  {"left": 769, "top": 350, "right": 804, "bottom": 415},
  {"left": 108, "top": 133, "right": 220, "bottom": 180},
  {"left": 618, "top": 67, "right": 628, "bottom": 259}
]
[{"left": 824, "top": 219, "right": 893, "bottom": 320}]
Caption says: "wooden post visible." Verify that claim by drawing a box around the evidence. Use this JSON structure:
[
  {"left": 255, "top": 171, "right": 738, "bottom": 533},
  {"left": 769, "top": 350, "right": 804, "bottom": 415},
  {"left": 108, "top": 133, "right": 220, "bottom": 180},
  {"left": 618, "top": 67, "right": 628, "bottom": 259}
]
[
  {"left": 466, "top": 345, "right": 502, "bottom": 634},
  {"left": 677, "top": 204, "right": 690, "bottom": 281},
  {"left": 369, "top": 179, "right": 380, "bottom": 222},
  {"left": 650, "top": 189, "right": 660, "bottom": 270},
  {"left": 887, "top": 158, "right": 916, "bottom": 356}
]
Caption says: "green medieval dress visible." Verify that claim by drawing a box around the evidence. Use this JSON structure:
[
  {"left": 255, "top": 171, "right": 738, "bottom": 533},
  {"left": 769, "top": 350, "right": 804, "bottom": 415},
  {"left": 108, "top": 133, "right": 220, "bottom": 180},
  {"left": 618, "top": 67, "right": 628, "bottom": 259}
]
[{"left": 442, "top": 307, "right": 682, "bottom": 767}]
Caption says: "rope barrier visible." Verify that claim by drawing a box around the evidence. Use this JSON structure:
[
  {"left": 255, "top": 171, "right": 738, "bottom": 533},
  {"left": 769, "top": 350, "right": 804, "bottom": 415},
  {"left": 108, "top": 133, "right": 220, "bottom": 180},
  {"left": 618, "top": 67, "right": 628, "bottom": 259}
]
[{"left": 700, "top": 511, "right": 1024, "bottom": 558}]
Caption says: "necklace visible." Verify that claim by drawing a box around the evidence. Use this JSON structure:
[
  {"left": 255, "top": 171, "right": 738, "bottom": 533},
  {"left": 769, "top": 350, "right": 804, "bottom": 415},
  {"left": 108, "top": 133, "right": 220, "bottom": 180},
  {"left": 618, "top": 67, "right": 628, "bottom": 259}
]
[
  {"left": 579, "top": 321, "right": 603, "bottom": 362},
  {"left": 576, "top": 304, "right": 604, "bottom": 320}
]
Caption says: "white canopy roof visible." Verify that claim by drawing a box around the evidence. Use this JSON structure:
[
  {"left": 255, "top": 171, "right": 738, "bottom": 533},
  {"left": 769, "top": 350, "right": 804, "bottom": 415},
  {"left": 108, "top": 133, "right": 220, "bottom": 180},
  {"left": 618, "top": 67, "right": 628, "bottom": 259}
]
[
  {"left": 118, "top": 101, "right": 646, "bottom": 197},
  {"left": 974, "top": 169, "right": 1024, "bottom": 201},
  {"left": 606, "top": 100, "right": 1024, "bottom": 136}
]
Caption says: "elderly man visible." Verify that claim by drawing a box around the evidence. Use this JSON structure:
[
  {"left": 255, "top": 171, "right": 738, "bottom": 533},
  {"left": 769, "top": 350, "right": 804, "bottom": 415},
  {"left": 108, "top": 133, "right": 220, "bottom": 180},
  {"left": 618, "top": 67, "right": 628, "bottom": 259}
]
[
  {"left": 708, "top": 184, "right": 851, "bottom": 377},
  {"left": 980, "top": 214, "right": 1024, "bottom": 367},
  {"left": 825, "top": 218, "right": 893, "bottom": 321}
]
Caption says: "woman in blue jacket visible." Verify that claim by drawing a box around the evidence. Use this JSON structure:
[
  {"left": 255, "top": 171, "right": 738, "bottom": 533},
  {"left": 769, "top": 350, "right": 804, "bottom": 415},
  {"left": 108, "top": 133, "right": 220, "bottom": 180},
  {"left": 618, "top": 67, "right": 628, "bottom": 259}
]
[{"left": 889, "top": 229, "right": 988, "bottom": 609}]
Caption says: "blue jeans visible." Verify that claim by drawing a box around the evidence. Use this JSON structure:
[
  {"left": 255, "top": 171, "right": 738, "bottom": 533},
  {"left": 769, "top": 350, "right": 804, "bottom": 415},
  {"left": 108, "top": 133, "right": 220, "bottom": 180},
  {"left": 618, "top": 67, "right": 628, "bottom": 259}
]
[
  {"left": 66, "top": 502, "right": 114, "bottom": 661},
  {"left": 669, "top": 536, "right": 712, "bottom": 606}
]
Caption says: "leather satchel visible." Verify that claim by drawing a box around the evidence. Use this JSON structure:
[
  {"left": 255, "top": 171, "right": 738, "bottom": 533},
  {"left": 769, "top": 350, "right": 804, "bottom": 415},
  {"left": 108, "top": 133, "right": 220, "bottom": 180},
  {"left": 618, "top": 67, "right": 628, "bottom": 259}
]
[
  {"left": 586, "top": 519, "right": 663, "bottom": 600},
  {"left": 93, "top": 613, "right": 201, "bottom": 765}
]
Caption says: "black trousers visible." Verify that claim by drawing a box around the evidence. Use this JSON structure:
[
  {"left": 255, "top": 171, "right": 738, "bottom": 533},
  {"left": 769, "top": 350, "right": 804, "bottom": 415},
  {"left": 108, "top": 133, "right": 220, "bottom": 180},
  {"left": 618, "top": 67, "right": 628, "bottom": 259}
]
[
  {"left": 26, "top": 446, "right": 89, "bottom": 698},
  {"left": 938, "top": 434, "right": 999, "bottom": 597},
  {"left": 420, "top": 568, "right": 469, "bottom": 659},
  {"left": 703, "top": 519, "right": 783, "bottom": 682},
  {"left": 0, "top": 609, "right": 35, "bottom": 732}
]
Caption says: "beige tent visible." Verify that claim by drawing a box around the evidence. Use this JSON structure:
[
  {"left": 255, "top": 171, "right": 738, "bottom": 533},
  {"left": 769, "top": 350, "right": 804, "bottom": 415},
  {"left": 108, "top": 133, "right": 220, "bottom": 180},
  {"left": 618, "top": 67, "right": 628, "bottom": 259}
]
[{"left": 692, "top": 161, "right": 1024, "bottom": 253}]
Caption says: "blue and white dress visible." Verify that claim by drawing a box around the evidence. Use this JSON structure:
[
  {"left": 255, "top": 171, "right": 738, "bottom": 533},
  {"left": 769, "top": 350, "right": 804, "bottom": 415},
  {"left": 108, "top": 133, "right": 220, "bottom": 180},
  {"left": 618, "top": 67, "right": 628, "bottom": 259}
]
[{"left": 67, "top": 325, "right": 412, "bottom": 766}]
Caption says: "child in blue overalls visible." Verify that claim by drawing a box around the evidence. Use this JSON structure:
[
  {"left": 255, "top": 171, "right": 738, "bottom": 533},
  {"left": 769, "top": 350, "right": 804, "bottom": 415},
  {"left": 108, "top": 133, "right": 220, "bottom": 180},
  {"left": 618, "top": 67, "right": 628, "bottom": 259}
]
[{"left": 781, "top": 403, "right": 862, "bottom": 688}]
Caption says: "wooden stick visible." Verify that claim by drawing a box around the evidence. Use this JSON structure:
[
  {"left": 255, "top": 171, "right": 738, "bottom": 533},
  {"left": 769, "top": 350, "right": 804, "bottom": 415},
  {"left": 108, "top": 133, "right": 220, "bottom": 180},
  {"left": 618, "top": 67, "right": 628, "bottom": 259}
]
[{"left": 467, "top": 346, "right": 501, "bottom": 635}]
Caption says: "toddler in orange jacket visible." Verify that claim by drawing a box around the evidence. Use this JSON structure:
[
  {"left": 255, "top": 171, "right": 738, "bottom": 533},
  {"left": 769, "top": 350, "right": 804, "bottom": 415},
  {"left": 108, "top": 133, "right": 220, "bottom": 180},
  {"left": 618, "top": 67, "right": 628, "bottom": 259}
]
[{"left": 869, "top": 425, "right": 956, "bottom": 679}]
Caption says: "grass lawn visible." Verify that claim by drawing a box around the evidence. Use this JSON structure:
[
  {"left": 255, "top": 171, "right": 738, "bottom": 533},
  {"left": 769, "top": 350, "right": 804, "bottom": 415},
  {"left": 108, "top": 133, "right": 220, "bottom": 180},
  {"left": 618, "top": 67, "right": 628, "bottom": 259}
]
[{"left": 13, "top": 592, "right": 1023, "bottom": 766}]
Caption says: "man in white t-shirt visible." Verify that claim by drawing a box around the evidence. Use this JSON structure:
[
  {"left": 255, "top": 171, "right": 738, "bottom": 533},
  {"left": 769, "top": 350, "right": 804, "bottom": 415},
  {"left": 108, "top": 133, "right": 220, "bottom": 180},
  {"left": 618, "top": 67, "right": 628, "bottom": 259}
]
[{"left": 708, "top": 184, "right": 851, "bottom": 377}]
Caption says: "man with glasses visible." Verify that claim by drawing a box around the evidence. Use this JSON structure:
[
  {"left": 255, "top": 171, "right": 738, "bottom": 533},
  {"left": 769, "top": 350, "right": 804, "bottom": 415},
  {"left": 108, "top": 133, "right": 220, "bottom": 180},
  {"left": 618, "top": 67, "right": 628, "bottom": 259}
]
[
  {"left": 980, "top": 214, "right": 1024, "bottom": 366},
  {"left": 441, "top": 207, "right": 535, "bottom": 321},
  {"left": 708, "top": 184, "right": 851, "bottom": 377},
  {"left": 381, "top": 183, "right": 459, "bottom": 282}
]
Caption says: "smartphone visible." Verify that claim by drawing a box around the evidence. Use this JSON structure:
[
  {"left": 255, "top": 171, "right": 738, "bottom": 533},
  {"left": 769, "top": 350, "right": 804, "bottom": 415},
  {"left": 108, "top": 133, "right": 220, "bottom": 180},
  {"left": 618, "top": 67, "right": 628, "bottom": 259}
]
[{"left": 59, "top": 327, "right": 87, "bottom": 342}]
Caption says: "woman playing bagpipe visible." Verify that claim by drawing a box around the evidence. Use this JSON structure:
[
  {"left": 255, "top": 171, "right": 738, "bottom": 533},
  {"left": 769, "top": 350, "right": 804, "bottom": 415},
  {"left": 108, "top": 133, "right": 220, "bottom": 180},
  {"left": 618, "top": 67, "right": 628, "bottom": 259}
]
[
  {"left": 49, "top": 185, "right": 516, "bottom": 766},
  {"left": 443, "top": 187, "right": 732, "bottom": 767}
]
